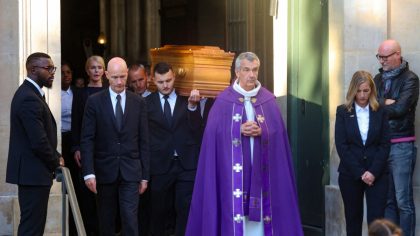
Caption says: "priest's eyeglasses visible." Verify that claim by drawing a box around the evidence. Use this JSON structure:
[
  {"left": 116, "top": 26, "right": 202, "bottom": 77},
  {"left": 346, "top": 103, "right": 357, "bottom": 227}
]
[
  {"left": 34, "top": 66, "right": 57, "bottom": 74},
  {"left": 376, "top": 51, "right": 398, "bottom": 61}
]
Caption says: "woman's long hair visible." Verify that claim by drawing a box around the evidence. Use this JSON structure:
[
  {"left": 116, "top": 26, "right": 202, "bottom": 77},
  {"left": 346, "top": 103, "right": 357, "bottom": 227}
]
[{"left": 345, "top": 70, "right": 379, "bottom": 112}]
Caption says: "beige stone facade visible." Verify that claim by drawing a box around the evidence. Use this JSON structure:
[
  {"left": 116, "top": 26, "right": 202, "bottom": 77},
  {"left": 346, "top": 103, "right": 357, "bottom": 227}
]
[
  {"left": 0, "top": 0, "right": 62, "bottom": 235},
  {"left": 327, "top": 0, "right": 420, "bottom": 235},
  {"left": 1, "top": 0, "right": 420, "bottom": 235}
]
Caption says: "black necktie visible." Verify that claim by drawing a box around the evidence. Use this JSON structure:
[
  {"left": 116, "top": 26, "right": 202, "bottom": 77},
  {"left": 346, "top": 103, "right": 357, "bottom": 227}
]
[
  {"left": 163, "top": 95, "right": 172, "bottom": 126},
  {"left": 115, "top": 94, "right": 123, "bottom": 131},
  {"left": 42, "top": 95, "right": 46, "bottom": 101}
]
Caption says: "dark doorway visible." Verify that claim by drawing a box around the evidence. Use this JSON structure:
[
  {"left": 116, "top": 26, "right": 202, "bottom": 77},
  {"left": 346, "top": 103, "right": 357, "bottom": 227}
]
[
  {"left": 160, "top": 0, "right": 198, "bottom": 45},
  {"left": 288, "top": 0, "right": 329, "bottom": 235},
  {"left": 61, "top": 0, "right": 101, "bottom": 79}
]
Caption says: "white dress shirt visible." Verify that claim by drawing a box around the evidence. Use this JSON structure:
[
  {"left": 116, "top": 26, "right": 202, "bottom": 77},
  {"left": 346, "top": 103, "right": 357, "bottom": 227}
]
[
  {"left": 355, "top": 103, "right": 370, "bottom": 145},
  {"left": 109, "top": 88, "right": 126, "bottom": 114},
  {"left": 142, "top": 89, "right": 151, "bottom": 97},
  {"left": 159, "top": 90, "right": 176, "bottom": 115},
  {"left": 26, "top": 77, "right": 45, "bottom": 97}
]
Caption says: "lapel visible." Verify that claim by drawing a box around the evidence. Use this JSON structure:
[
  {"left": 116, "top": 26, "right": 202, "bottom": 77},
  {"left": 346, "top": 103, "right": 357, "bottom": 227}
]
[
  {"left": 102, "top": 90, "right": 119, "bottom": 132},
  {"left": 365, "top": 107, "right": 376, "bottom": 146},
  {"left": 155, "top": 92, "right": 166, "bottom": 119},
  {"left": 151, "top": 92, "right": 170, "bottom": 128},
  {"left": 347, "top": 106, "right": 364, "bottom": 146},
  {"left": 24, "top": 80, "right": 57, "bottom": 128},
  {"left": 171, "top": 94, "right": 183, "bottom": 128},
  {"left": 123, "top": 92, "right": 134, "bottom": 129}
]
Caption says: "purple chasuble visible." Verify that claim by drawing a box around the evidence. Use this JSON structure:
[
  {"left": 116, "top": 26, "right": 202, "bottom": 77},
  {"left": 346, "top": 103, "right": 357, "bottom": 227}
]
[{"left": 185, "top": 86, "right": 303, "bottom": 236}]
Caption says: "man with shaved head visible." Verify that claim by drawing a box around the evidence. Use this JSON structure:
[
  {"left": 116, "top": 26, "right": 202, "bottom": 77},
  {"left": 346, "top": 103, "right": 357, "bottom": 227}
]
[
  {"left": 81, "top": 57, "right": 150, "bottom": 236},
  {"left": 374, "top": 39, "right": 419, "bottom": 236}
]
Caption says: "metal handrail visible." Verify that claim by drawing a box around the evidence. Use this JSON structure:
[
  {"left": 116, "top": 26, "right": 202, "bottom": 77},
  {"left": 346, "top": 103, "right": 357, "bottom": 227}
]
[{"left": 56, "top": 167, "right": 86, "bottom": 236}]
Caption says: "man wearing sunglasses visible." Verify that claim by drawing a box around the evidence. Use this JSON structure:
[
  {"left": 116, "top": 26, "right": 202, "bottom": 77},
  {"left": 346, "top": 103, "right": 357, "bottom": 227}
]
[{"left": 374, "top": 39, "right": 419, "bottom": 236}]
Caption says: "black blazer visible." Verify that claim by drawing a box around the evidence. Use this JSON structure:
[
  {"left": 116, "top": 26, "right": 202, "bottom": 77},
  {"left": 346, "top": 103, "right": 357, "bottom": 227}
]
[
  {"left": 71, "top": 86, "right": 105, "bottom": 152},
  {"left": 335, "top": 104, "right": 390, "bottom": 180},
  {"left": 6, "top": 80, "right": 60, "bottom": 186},
  {"left": 146, "top": 92, "right": 202, "bottom": 175},
  {"left": 80, "top": 89, "right": 150, "bottom": 184}
]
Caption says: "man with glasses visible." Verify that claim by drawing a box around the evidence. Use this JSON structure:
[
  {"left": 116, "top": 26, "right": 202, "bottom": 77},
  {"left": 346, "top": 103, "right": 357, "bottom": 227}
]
[
  {"left": 374, "top": 39, "right": 419, "bottom": 236},
  {"left": 6, "top": 52, "right": 64, "bottom": 235}
]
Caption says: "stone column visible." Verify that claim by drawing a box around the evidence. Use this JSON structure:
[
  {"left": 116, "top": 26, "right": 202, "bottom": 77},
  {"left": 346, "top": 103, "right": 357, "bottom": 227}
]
[
  {"left": 126, "top": 0, "right": 141, "bottom": 64},
  {"left": 110, "top": 0, "right": 126, "bottom": 57},
  {"left": 145, "top": 0, "right": 161, "bottom": 62},
  {"left": 0, "top": 0, "right": 62, "bottom": 235}
]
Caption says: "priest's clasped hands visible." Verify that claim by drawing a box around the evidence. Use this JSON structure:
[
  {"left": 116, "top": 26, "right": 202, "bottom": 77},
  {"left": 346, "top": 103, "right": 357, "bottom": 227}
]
[{"left": 241, "top": 121, "right": 262, "bottom": 137}]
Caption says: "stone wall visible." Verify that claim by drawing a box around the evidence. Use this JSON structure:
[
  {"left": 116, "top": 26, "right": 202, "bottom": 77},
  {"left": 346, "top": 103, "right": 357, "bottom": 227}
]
[
  {"left": 327, "top": 0, "right": 420, "bottom": 235},
  {"left": 0, "top": 0, "right": 62, "bottom": 235}
]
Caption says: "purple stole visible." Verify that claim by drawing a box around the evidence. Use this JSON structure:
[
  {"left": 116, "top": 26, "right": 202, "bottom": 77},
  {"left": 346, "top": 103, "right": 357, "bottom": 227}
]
[{"left": 231, "top": 99, "right": 273, "bottom": 236}]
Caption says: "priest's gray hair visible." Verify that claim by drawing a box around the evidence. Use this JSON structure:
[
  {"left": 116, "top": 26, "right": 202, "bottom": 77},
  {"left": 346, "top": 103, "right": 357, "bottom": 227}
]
[{"left": 235, "top": 52, "right": 260, "bottom": 71}]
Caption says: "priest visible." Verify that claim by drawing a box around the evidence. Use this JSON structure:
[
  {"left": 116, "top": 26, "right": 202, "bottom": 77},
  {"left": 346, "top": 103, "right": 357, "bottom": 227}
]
[{"left": 185, "top": 52, "right": 303, "bottom": 236}]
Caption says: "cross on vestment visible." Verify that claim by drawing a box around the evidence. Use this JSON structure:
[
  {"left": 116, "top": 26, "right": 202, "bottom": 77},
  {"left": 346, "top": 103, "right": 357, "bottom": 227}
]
[
  {"left": 234, "top": 214, "right": 244, "bottom": 223},
  {"left": 232, "top": 138, "right": 241, "bottom": 147},
  {"left": 257, "top": 114, "right": 265, "bottom": 123},
  {"left": 233, "top": 189, "right": 243, "bottom": 198},
  {"left": 232, "top": 113, "right": 242, "bottom": 122},
  {"left": 233, "top": 163, "right": 243, "bottom": 172}
]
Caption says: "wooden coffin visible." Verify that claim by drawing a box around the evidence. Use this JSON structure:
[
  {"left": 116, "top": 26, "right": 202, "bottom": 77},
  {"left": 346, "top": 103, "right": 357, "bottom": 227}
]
[{"left": 149, "top": 45, "right": 235, "bottom": 98}]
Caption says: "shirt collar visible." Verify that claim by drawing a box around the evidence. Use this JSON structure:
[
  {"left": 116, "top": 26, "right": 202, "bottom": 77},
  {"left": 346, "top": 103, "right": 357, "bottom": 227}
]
[
  {"left": 109, "top": 87, "right": 126, "bottom": 99},
  {"left": 355, "top": 103, "right": 369, "bottom": 113},
  {"left": 26, "top": 77, "right": 45, "bottom": 97},
  {"left": 62, "top": 87, "right": 72, "bottom": 95},
  {"left": 159, "top": 89, "right": 176, "bottom": 100}
]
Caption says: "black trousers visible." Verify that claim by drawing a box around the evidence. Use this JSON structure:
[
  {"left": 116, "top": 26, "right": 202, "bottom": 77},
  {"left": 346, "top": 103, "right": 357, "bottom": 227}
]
[
  {"left": 97, "top": 179, "right": 139, "bottom": 236},
  {"left": 339, "top": 173, "right": 388, "bottom": 236},
  {"left": 150, "top": 160, "right": 195, "bottom": 236},
  {"left": 18, "top": 185, "right": 51, "bottom": 236},
  {"left": 138, "top": 186, "right": 151, "bottom": 236}
]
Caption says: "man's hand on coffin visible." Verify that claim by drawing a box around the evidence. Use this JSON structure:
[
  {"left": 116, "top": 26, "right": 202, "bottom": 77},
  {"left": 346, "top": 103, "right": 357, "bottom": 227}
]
[{"left": 188, "top": 89, "right": 201, "bottom": 109}]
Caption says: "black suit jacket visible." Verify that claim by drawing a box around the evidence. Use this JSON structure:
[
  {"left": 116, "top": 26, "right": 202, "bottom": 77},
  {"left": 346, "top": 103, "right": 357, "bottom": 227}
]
[
  {"left": 335, "top": 104, "right": 390, "bottom": 180},
  {"left": 146, "top": 92, "right": 202, "bottom": 175},
  {"left": 81, "top": 89, "right": 150, "bottom": 184},
  {"left": 6, "top": 80, "right": 60, "bottom": 186},
  {"left": 71, "top": 86, "right": 105, "bottom": 152}
]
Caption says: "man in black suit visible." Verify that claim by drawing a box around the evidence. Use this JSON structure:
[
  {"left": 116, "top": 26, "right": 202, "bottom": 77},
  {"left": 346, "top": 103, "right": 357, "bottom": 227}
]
[
  {"left": 81, "top": 57, "right": 150, "bottom": 236},
  {"left": 6, "top": 52, "right": 64, "bottom": 236},
  {"left": 147, "top": 62, "right": 202, "bottom": 236}
]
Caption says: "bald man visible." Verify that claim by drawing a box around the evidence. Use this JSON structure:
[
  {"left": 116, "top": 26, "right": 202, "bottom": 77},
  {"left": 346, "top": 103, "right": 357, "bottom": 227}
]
[
  {"left": 81, "top": 57, "right": 150, "bottom": 236},
  {"left": 374, "top": 39, "right": 419, "bottom": 236}
]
